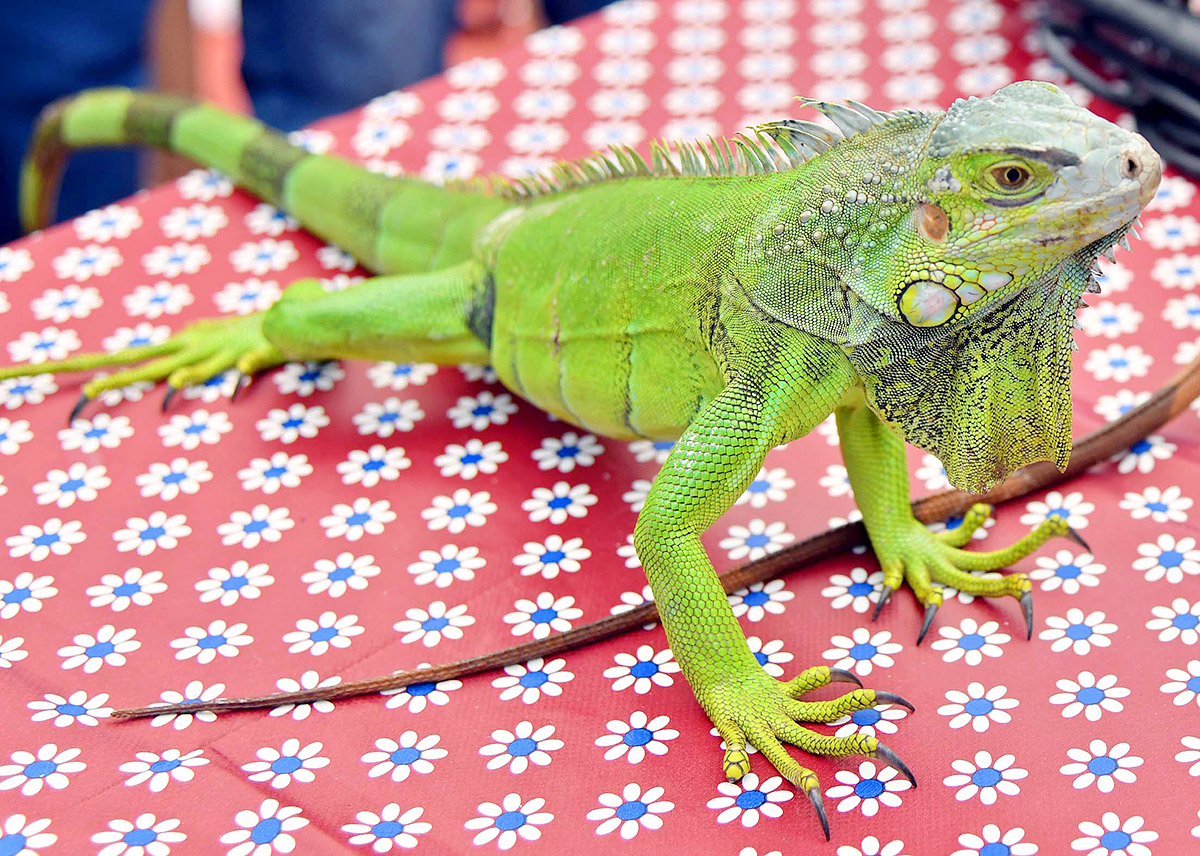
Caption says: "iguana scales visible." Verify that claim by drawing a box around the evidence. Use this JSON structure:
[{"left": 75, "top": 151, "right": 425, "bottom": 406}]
[{"left": 0, "top": 81, "right": 1162, "bottom": 838}]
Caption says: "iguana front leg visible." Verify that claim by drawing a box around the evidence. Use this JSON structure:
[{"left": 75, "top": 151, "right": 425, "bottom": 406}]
[
  {"left": 633, "top": 328, "right": 915, "bottom": 839},
  {"left": 837, "top": 390, "right": 1083, "bottom": 642}
]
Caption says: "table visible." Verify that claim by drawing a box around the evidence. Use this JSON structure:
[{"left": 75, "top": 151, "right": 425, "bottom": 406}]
[{"left": 2, "top": 1, "right": 1200, "bottom": 853}]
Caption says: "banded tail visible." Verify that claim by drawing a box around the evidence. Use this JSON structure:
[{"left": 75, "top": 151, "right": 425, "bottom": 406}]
[{"left": 21, "top": 88, "right": 506, "bottom": 274}]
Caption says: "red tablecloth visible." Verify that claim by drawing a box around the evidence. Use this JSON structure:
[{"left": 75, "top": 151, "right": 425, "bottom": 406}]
[{"left": 3, "top": 1, "right": 1200, "bottom": 854}]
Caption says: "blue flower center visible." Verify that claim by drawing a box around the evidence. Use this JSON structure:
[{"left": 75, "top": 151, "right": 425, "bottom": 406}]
[
  {"left": 1100, "top": 831, "right": 1131, "bottom": 851},
  {"left": 222, "top": 576, "right": 249, "bottom": 590},
  {"left": 851, "top": 708, "right": 881, "bottom": 725},
  {"left": 1130, "top": 439, "right": 1151, "bottom": 454},
  {"left": 1046, "top": 508, "right": 1069, "bottom": 519},
  {"left": 183, "top": 422, "right": 207, "bottom": 434},
  {"left": 271, "top": 756, "right": 302, "bottom": 774},
  {"left": 421, "top": 617, "right": 448, "bottom": 632},
  {"left": 244, "top": 520, "right": 269, "bottom": 533},
  {"left": 124, "top": 829, "right": 157, "bottom": 847},
  {"left": 630, "top": 661, "right": 659, "bottom": 678},
  {"left": 113, "top": 581, "right": 142, "bottom": 597},
  {"left": 393, "top": 744, "right": 422, "bottom": 763},
  {"left": 547, "top": 496, "right": 571, "bottom": 509},
  {"left": 346, "top": 512, "right": 371, "bottom": 526},
  {"left": 964, "top": 697, "right": 994, "bottom": 716},
  {"left": 1065, "top": 623, "right": 1093, "bottom": 640},
  {"left": 508, "top": 737, "right": 537, "bottom": 757},
  {"left": 162, "top": 471, "right": 186, "bottom": 484},
  {"left": 531, "top": 608, "right": 558, "bottom": 624},
  {"left": 32, "top": 532, "right": 60, "bottom": 547},
  {"left": 329, "top": 565, "right": 354, "bottom": 581},
  {"left": 1088, "top": 755, "right": 1117, "bottom": 776},
  {"left": 141, "top": 525, "right": 165, "bottom": 541},
  {"left": 299, "top": 370, "right": 321, "bottom": 383},
  {"left": 742, "top": 590, "right": 769, "bottom": 606},
  {"left": 540, "top": 549, "right": 566, "bottom": 564},
  {"left": 1146, "top": 501, "right": 1168, "bottom": 512},
  {"left": 372, "top": 821, "right": 405, "bottom": 839},
  {"left": 1159, "top": 550, "right": 1183, "bottom": 568},
  {"left": 744, "top": 534, "right": 770, "bottom": 548},
  {"left": 971, "top": 767, "right": 1001, "bottom": 787},
  {"left": 519, "top": 670, "right": 548, "bottom": 688},
  {"left": 61, "top": 478, "right": 85, "bottom": 492},
  {"left": 1188, "top": 676, "right": 1200, "bottom": 692},
  {"left": 735, "top": 789, "right": 767, "bottom": 809},
  {"left": 849, "top": 642, "right": 877, "bottom": 661},
  {"left": 747, "top": 479, "right": 769, "bottom": 493},
  {"left": 264, "top": 466, "right": 287, "bottom": 478},
  {"left": 957, "top": 633, "right": 985, "bottom": 650},
  {"left": 310, "top": 627, "right": 338, "bottom": 642},
  {"left": 394, "top": 365, "right": 412, "bottom": 375},
  {"left": 1175, "top": 613, "right": 1200, "bottom": 629},
  {"left": 1077, "top": 687, "right": 1105, "bottom": 705},
  {"left": 282, "top": 417, "right": 304, "bottom": 429},
  {"left": 0, "top": 833, "right": 28, "bottom": 856},
  {"left": 979, "top": 844, "right": 1011, "bottom": 856},
  {"left": 250, "top": 817, "right": 282, "bottom": 844},
  {"left": 405, "top": 681, "right": 434, "bottom": 697},
  {"left": 377, "top": 412, "right": 399, "bottom": 423},
  {"left": 2, "top": 587, "right": 30, "bottom": 604},
  {"left": 198, "top": 634, "right": 227, "bottom": 649},
  {"left": 753, "top": 651, "right": 769, "bottom": 666},
  {"left": 447, "top": 504, "right": 471, "bottom": 519},
  {"left": 56, "top": 702, "right": 87, "bottom": 716},
  {"left": 434, "top": 558, "right": 460, "bottom": 574},
  {"left": 854, "top": 777, "right": 886, "bottom": 800},
  {"left": 150, "top": 758, "right": 181, "bottom": 773},
  {"left": 472, "top": 405, "right": 493, "bottom": 417},
  {"left": 616, "top": 800, "right": 648, "bottom": 820},
  {"left": 362, "top": 459, "right": 384, "bottom": 471},
  {"left": 847, "top": 581, "right": 873, "bottom": 596},
  {"left": 24, "top": 760, "right": 57, "bottom": 778},
  {"left": 494, "top": 811, "right": 527, "bottom": 831},
  {"left": 460, "top": 453, "right": 482, "bottom": 465},
  {"left": 85, "top": 641, "right": 115, "bottom": 658},
  {"left": 557, "top": 445, "right": 579, "bottom": 458},
  {"left": 1056, "top": 563, "right": 1081, "bottom": 579},
  {"left": 624, "top": 727, "right": 652, "bottom": 746}
]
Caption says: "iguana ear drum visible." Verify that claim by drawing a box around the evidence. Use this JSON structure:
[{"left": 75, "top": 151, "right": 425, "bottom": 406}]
[
  {"left": 914, "top": 202, "right": 948, "bottom": 242},
  {"left": 899, "top": 279, "right": 959, "bottom": 326}
]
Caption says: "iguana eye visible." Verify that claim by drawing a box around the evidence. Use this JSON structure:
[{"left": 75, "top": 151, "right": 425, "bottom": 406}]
[{"left": 991, "top": 164, "right": 1030, "bottom": 189}]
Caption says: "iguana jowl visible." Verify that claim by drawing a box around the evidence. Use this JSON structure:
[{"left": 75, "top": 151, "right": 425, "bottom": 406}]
[{"left": 2, "top": 81, "right": 1161, "bottom": 838}]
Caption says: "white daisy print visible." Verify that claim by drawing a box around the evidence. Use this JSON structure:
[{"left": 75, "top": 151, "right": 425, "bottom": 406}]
[
  {"left": 0, "top": 572, "right": 58, "bottom": 618},
  {"left": 27, "top": 690, "right": 112, "bottom": 727},
  {"left": 0, "top": 417, "right": 33, "bottom": 455},
  {"left": 366, "top": 360, "right": 436, "bottom": 390},
  {"left": 623, "top": 478, "right": 652, "bottom": 513},
  {"left": 302, "top": 553, "right": 379, "bottom": 597},
  {"left": 587, "top": 783, "right": 674, "bottom": 839},
  {"left": 8, "top": 326, "right": 81, "bottom": 364},
  {"left": 393, "top": 601, "right": 473, "bottom": 647},
  {"left": 2, "top": 373, "right": 58, "bottom": 409},
  {"left": 952, "top": 825, "right": 1039, "bottom": 856},
  {"left": 86, "top": 567, "right": 166, "bottom": 611},
  {"left": 1120, "top": 485, "right": 1192, "bottom": 523},
  {"left": 269, "top": 671, "right": 342, "bottom": 720},
  {"left": 1019, "top": 490, "right": 1094, "bottom": 529},
  {"left": 243, "top": 739, "right": 329, "bottom": 788},
  {"left": 512, "top": 535, "right": 590, "bottom": 579},
  {"left": 177, "top": 169, "right": 233, "bottom": 201},
  {"left": 1050, "top": 671, "right": 1130, "bottom": 720},
  {"left": 1060, "top": 739, "right": 1141, "bottom": 792},
  {"left": 719, "top": 519, "right": 794, "bottom": 560},
  {"left": 123, "top": 281, "right": 194, "bottom": 318},
  {"left": 158, "top": 408, "right": 232, "bottom": 449},
  {"left": 57, "top": 625, "right": 139, "bottom": 672},
  {"left": 826, "top": 761, "right": 911, "bottom": 817},
  {"left": 1147, "top": 597, "right": 1200, "bottom": 644},
  {"left": 342, "top": 805, "right": 431, "bottom": 852},
  {"left": 729, "top": 579, "right": 794, "bottom": 621},
  {"left": 0, "top": 634, "right": 28, "bottom": 668},
  {"left": 58, "top": 412, "right": 133, "bottom": 452},
  {"left": 282, "top": 612, "right": 363, "bottom": 656},
  {"left": 1040, "top": 609, "right": 1117, "bottom": 655},
  {"left": 407, "top": 544, "right": 484, "bottom": 588},
  {"left": 337, "top": 444, "right": 411, "bottom": 487},
  {"left": 435, "top": 438, "right": 507, "bottom": 479},
  {"left": 492, "top": 657, "right": 574, "bottom": 704},
  {"left": 823, "top": 627, "right": 903, "bottom": 676},
  {"left": 147, "top": 681, "right": 225, "bottom": 729},
  {"left": 531, "top": 431, "right": 604, "bottom": 472},
  {"left": 170, "top": 620, "right": 252, "bottom": 664},
  {"left": 135, "top": 457, "right": 211, "bottom": 500},
  {"left": 504, "top": 592, "right": 583, "bottom": 639},
  {"left": 1176, "top": 735, "right": 1200, "bottom": 777},
  {"left": 595, "top": 711, "right": 678, "bottom": 763},
  {"left": 421, "top": 489, "right": 495, "bottom": 533},
  {"left": 237, "top": 452, "right": 312, "bottom": 493},
  {"left": 322, "top": 497, "right": 397, "bottom": 540},
  {"left": 256, "top": 403, "right": 329, "bottom": 443},
  {"left": 937, "top": 682, "right": 1018, "bottom": 732},
  {"left": 1071, "top": 813, "right": 1157, "bottom": 855},
  {"left": 822, "top": 567, "right": 883, "bottom": 612},
  {"left": 747, "top": 635, "right": 794, "bottom": 678},
  {"left": 943, "top": 751, "right": 1027, "bottom": 804},
  {"left": 7, "top": 517, "right": 86, "bottom": 561},
  {"left": 92, "top": 813, "right": 188, "bottom": 855},
  {"left": 119, "top": 749, "right": 208, "bottom": 792},
  {"left": 1160, "top": 659, "right": 1200, "bottom": 707},
  {"left": 1116, "top": 434, "right": 1175, "bottom": 474},
  {"left": 113, "top": 511, "right": 190, "bottom": 555},
  {"left": 230, "top": 238, "right": 298, "bottom": 275},
  {"left": 31, "top": 284, "right": 102, "bottom": 323},
  {"left": 244, "top": 203, "right": 297, "bottom": 236},
  {"left": 273, "top": 360, "right": 344, "bottom": 396},
  {"left": 362, "top": 732, "right": 446, "bottom": 782},
  {"left": 216, "top": 504, "right": 293, "bottom": 548},
  {"left": 381, "top": 665, "right": 462, "bottom": 712},
  {"left": 1029, "top": 550, "right": 1105, "bottom": 594},
  {"left": 628, "top": 439, "right": 675, "bottom": 464},
  {"left": 142, "top": 242, "right": 210, "bottom": 277},
  {"left": 214, "top": 277, "right": 281, "bottom": 314},
  {"left": 0, "top": 246, "right": 35, "bottom": 281},
  {"left": 707, "top": 772, "right": 795, "bottom": 827},
  {"left": 1133, "top": 533, "right": 1200, "bottom": 583},
  {"left": 0, "top": 744, "right": 86, "bottom": 795},
  {"left": 932, "top": 618, "right": 1011, "bottom": 665},
  {"left": 464, "top": 793, "right": 553, "bottom": 849},
  {"left": 521, "top": 481, "right": 597, "bottom": 524},
  {"left": 219, "top": 799, "right": 309, "bottom": 856},
  {"left": 603, "top": 645, "right": 680, "bottom": 694},
  {"left": 160, "top": 202, "right": 227, "bottom": 240},
  {"left": 353, "top": 397, "right": 423, "bottom": 436},
  {"left": 53, "top": 244, "right": 121, "bottom": 281},
  {"left": 480, "top": 721, "right": 563, "bottom": 773},
  {"left": 195, "top": 561, "right": 274, "bottom": 606}
]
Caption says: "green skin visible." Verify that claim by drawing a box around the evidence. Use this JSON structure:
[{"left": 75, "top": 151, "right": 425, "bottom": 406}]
[{"left": 4, "top": 82, "right": 1161, "bottom": 835}]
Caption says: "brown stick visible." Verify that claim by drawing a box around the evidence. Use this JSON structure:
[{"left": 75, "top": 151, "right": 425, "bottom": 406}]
[{"left": 110, "top": 354, "right": 1200, "bottom": 720}]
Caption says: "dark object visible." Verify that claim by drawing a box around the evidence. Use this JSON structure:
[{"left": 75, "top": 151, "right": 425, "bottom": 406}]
[{"left": 1038, "top": 0, "right": 1200, "bottom": 178}]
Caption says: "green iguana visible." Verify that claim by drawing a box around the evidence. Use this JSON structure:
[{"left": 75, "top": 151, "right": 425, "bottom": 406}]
[{"left": 0, "top": 81, "right": 1161, "bottom": 838}]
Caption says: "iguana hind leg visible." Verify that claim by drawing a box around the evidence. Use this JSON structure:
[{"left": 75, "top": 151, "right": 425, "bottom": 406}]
[
  {"left": 0, "top": 261, "right": 490, "bottom": 417},
  {"left": 837, "top": 393, "right": 1084, "bottom": 643}
]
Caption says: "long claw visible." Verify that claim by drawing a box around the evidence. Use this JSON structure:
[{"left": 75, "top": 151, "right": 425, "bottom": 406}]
[
  {"left": 874, "top": 742, "right": 917, "bottom": 788},
  {"left": 161, "top": 385, "right": 179, "bottom": 413},
  {"left": 829, "top": 668, "right": 863, "bottom": 688},
  {"left": 916, "top": 602, "right": 938, "bottom": 645},
  {"left": 230, "top": 372, "right": 249, "bottom": 402},
  {"left": 871, "top": 586, "right": 892, "bottom": 621},
  {"left": 873, "top": 691, "right": 915, "bottom": 712},
  {"left": 68, "top": 393, "right": 90, "bottom": 425},
  {"left": 1020, "top": 589, "right": 1034, "bottom": 641},
  {"left": 807, "top": 786, "right": 830, "bottom": 842},
  {"left": 1066, "top": 526, "right": 1091, "bottom": 553}
]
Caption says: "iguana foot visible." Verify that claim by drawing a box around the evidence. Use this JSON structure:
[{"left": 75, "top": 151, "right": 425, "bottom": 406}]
[
  {"left": 0, "top": 313, "right": 283, "bottom": 422},
  {"left": 705, "top": 665, "right": 916, "bottom": 840},
  {"left": 871, "top": 502, "right": 1088, "bottom": 643}
]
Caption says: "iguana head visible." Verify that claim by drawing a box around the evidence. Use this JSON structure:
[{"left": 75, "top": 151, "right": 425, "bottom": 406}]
[{"left": 754, "top": 81, "right": 1161, "bottom": 492}]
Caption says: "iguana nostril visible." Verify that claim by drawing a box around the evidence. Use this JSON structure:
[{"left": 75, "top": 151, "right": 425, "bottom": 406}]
[{"left": 1121, "top": 153, "right": 1140, "bottom": 179}]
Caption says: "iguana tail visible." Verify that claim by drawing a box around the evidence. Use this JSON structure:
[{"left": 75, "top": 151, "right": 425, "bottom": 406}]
[{"left": 21, "top": 87, "right": 508, "bottom": 274}]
